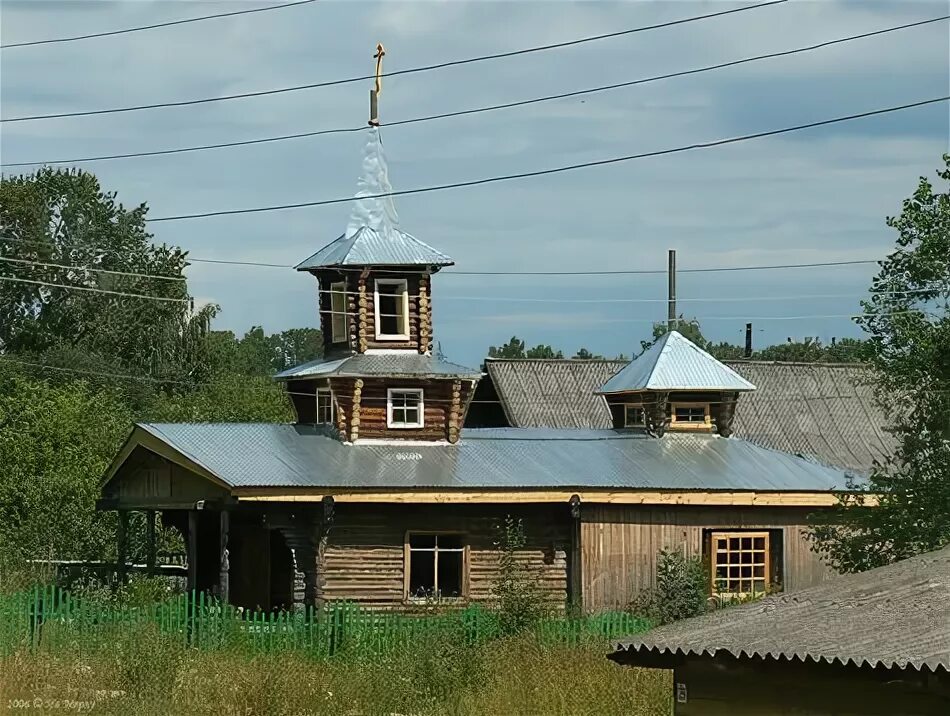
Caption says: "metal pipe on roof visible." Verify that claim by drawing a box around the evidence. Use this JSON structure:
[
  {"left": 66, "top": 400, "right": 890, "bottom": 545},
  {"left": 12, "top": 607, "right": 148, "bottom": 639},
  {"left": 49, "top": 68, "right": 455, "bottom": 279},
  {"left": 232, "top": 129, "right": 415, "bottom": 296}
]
[{"left": 668, "top": 249, "right": 677, "bottom": 331}]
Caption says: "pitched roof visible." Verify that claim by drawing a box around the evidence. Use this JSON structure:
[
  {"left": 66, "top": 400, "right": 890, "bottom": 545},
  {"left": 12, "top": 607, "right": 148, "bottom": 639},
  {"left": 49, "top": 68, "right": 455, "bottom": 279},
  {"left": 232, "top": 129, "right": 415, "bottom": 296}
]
[
  {"left": 483, "top": 359, "right": 893, "bottom": 475},
  {"left": 115, "top": 423, "right": 853, "bottom": 491},
  {"left": 274, "top": 353, "right": 480, "bottom": 381},
  {"left": 295, "top": 226, "right": 454, "bottom": 270},
  {"left": 609, "top": 543, "right": 950, "bottom": 674},
  {"left": 598, "top": 331, "right": 755, "bottom": 393}
]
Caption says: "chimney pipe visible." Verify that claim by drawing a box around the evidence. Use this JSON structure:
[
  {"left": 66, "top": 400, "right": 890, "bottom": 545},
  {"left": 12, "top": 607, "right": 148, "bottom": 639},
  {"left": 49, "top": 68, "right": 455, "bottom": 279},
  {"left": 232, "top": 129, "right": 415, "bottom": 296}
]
[
  {"left": 667, "top": 249, "right": 677, "bottom": 331},
  {"left": 744, "top": 323, "right": 753, "bottom": 358}
]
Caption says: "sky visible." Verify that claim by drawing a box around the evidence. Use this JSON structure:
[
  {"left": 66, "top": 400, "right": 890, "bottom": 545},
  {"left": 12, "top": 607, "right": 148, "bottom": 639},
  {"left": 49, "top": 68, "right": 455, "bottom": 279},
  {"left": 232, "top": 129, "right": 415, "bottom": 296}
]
[{"left": 2, "top": 0, "right": 948, "bottom": 367}]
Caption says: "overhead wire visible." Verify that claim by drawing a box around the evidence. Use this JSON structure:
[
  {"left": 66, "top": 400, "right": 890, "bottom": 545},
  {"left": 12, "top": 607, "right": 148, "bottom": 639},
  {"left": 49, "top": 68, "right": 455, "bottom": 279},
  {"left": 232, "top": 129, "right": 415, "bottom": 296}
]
[
  {"left": 0, "top": 0, "right": 788, "bottom": 123},
  {"left": 0, "top": 255, "right": 185, "bottom": 281},
  {"left": 5, "top": 15, "right": 946, "bottom": 168},
  {"left": 145, "top": 96, "right": 950, "bottom": 223},
  {"left": 0, "top": 275, "right": 189, "bottom": 302}
]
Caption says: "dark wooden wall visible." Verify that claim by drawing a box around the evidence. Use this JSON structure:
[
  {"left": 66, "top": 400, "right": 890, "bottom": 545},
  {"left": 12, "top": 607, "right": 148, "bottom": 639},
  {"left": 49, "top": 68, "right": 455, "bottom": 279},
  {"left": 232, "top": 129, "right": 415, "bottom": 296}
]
[
  {"left": 318, "top": 504, "right": 569, "bottom": 609},
  {"left": 605, "top": 390, "right": 737, "bottom": 433},
  {"left": 582, "top": 504, "right": 836, "bottom": 611}
]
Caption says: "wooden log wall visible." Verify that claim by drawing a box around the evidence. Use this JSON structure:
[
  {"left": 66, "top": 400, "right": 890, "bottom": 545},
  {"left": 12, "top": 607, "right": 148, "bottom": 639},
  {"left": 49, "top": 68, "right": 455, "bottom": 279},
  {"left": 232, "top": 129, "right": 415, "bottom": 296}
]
[
  {"left": 317, "top": 504, "right": 569, "bottom": 608},
  {"left": 606, "top": 391, "right": 738, "bottom": 434},
  {"left": 581, "top": 504, "right": 836, "bottom": 612}
]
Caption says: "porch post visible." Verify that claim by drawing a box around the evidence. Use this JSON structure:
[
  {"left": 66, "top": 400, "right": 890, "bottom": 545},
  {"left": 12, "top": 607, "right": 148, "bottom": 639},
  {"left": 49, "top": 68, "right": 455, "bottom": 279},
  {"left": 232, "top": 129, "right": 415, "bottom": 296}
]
[
  {"left": 187, "top": 510, "right": 198, "bottom": 594},
  {"left": 116, "top": 510, "right": 129, "bottom": 586},
  {"left": 567, "top": 495, "right": 582, "bottom": 613},
  {"left": 219, "top": 510, "right": 230, "bottom": 603},
  {"left": 145, "top": 510, "right": 156, "bottom": 576}
]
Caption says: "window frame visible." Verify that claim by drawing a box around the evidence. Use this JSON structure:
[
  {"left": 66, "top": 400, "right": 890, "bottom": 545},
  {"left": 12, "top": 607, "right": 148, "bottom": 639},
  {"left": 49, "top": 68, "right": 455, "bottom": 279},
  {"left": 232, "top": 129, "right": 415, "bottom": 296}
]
[
  {"left": 623, "top": 403, "right": 646, "bottom": 428},
  {"left": 315, "top": 387, "right": 335, "bottom": 425},
  {"left": 329, "top": 281, "right": 347, "bottom": 344},
  {"left": 709, "top": 530, "right": 771, "bottom": 598},
  {"left": 670, "top": 402, "right": 712, "bottom": 430},
  {"left": 403, "top": 530, "right": 469, "bottom": 603},
  {"left": 387, "top": 388, "right": 424, "bottom": 429},
  {"left": 374, "top": 278, "right": 410, "bottom": 341}
]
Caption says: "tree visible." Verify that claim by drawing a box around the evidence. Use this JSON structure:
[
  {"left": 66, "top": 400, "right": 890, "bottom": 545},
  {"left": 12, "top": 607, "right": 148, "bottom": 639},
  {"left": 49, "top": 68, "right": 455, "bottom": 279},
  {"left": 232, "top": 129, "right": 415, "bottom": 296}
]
[
  {"left": 810, "top": 156, "right": 950, "bottom": 572},
  {"left": 488, "top": 336, "right": 563, "bottom": 359},
  {"left": 525, "top": 344, "right": 563, "bottom": 359},
  {"left": 640, "top": 316, "right": 711, "bottom": 355}
]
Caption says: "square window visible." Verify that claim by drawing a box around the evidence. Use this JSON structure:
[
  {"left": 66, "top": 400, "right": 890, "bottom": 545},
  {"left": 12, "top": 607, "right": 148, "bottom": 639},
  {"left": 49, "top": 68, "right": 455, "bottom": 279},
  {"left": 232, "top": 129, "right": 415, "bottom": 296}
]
[
  {"left": 316, "top": 388, "right": 334, "bottom": 425},
  {"left": 329, "top": 282, "right": 347, "bottom": 343},
  {"left": 624, "top": 404, "right": 645, "bottom": 428},
  {"left": 388, "top": 389, "right": 424, "bottom": 429},
  {"left": 710, "top": 531, "right": 771, "bottom": 598},
  {"left": 375, "top": 279, "right": 409, "bottom": 340},
  {"left": 407, "top": 533, "right": 465, "bottom": 601}
]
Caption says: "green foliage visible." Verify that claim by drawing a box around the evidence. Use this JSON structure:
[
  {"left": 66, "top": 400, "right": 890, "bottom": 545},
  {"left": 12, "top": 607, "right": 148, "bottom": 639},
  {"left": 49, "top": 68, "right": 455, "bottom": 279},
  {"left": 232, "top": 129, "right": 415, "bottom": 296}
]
[
  {"left": 145, "top": 373, "right": 293, "bottom": 423},
  {"left": 492, "top": 517, "right": 547, "bottom": 635},
  {"left": 631, "top": 549, "right": 709, "bottom": 624},
  {"left": 488, "top": 336, "right": 564, "bottom": 359},
  {"left": 810, "top": 155, "right": 950, "bottom": 572}
]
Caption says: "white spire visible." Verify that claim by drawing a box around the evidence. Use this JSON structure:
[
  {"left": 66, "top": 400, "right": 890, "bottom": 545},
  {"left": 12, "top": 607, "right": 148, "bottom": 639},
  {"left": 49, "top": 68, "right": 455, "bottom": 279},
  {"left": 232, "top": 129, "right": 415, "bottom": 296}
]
[{"left": 345, "top": 128, "right": 400, "bottom": 240}]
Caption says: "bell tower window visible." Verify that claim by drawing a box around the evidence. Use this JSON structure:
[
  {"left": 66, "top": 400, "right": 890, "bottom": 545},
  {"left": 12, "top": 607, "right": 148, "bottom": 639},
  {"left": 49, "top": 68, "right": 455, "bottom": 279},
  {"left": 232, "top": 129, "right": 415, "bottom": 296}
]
[
  {"left": 330, "top": 282, "right": 347, "bottom": 343},
  {"left": 375, "top": 279, "right": 409, "bottom": 340}
]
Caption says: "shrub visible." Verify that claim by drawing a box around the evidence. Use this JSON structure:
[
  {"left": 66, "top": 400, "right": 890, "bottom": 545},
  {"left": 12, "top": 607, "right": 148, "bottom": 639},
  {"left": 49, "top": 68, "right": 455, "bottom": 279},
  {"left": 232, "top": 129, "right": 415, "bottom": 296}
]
[
  {"left": 632, "top": 549, "right": 709, "bottom": 624},
  {"left": 492, "top": 516, "right": 547, "bottom": 635}
]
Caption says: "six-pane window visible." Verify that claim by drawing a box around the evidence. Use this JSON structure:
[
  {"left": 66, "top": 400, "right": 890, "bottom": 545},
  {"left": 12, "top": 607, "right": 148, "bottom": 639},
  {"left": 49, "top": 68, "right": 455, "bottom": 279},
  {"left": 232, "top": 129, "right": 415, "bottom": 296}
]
[
  {"left": 316, "top": 389, "right": 334, "bottom": 424},
  {"left": 624, "top": 404, "right": 645, "bottom": 427},
  {"left": 711, "top": 531, "right": 770, "bottom": 596},
  {"left": 375, "top": 279, "right": 409, "bottom": 339},
  {"left": 406, "top": 533, "right": 465, "bottom": 600},
  {"left": 387, "top": 389, "right": 423, "bottom": 428},
  {"left": 673, "top": 404, "right": 708, "bottom": 424},
  {"left": 330, "top": 282, "right": 347, "bottom": 343}
]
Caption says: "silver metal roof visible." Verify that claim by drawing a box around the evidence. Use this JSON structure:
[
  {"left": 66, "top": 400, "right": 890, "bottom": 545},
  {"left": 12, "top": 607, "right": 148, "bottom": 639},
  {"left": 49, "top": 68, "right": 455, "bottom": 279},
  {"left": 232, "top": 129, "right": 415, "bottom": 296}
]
[
  {"left": 295, "top": 226, "right": 454, "bottom": 270},
  {"left": 484, "top": 359, "right": 890, "bottom": 475},
  {"left": 129, "top": 424, "right": 854, "bottom": 490},
  {"left": 598, "top": 331, "right": 756, "bottom": 393},
  {"left": 275, "top": 353, "right": 481, "bottom": 380},
  {"left": 610, "top": 543, "right": 950, "bottom": 674}
]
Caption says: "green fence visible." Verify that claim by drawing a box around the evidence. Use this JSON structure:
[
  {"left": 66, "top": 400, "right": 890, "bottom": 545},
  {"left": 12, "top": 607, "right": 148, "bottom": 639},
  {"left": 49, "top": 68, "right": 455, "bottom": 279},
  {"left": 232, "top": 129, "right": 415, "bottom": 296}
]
[{"left": 0, "top": 586, "right": 649, "bottom": 658}]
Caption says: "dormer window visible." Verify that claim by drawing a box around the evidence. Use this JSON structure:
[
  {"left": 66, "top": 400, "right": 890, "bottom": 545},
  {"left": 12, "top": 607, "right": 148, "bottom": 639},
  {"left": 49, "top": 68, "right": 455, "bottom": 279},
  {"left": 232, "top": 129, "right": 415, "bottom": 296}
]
[
  {"left": 388, "top": 388, "right": 424, "bottom": 428},
  {"left": 330, "top": 282, "right": 347, "bottom": 343},
  {"left": 671, "top": 402, "right": 711, "bottom": 429},
  {"left": 624, "top": 404, "right": 645, "bottom": 428},
  {"left": 375, "top": 279, "right": 410, "bottom": 340}
]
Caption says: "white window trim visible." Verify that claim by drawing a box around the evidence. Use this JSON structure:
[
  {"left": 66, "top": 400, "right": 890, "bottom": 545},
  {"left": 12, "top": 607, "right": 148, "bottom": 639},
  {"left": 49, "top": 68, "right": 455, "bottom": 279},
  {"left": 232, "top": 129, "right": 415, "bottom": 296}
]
[
  {"left": 374, "top": 278, "right": 410, "bottom": 341},
  {"left": 623, "top": 403, "right": 645, "bottom": 428},
  {"left": 387, "top": 388, "right": 424, "bottom": 429},
  {"left": 329, "top": 282, "right": 347, "bottom": 344},
  {"left": 316, "top": 388, "right": 335, "bottom": 425}
]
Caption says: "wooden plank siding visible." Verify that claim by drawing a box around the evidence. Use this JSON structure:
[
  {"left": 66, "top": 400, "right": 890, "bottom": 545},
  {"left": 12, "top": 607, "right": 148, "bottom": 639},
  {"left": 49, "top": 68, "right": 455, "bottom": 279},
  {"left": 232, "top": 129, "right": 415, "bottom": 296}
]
[
  {"left": 582, "top": 505, "right": 836, "bottom": 611},
  {"left": 318, "top": 504, "right": 569, "bottom": 608}
]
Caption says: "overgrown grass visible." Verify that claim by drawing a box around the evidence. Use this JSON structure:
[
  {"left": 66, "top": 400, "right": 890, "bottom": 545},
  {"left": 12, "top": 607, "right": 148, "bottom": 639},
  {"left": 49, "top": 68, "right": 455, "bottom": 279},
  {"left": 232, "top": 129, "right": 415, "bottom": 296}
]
[{"left": 0, "top": 624, "right": 671, "bottom": 715}]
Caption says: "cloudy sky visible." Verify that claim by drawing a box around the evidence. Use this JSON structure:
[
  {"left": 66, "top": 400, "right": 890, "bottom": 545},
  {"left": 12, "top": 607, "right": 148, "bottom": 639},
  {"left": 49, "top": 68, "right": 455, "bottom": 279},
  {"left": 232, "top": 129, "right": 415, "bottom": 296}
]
[{"left": 2, "top": 0, "right": 948, "bottom": 366}]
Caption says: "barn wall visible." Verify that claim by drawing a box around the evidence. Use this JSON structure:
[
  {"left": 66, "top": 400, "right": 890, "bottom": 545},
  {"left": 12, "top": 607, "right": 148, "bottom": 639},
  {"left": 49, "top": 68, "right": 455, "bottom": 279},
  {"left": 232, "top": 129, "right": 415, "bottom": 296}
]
[
  {"left": 318, "top": 504, "right": 569, "bottom": 608},
  {"left": 582, "top": 505, "right": 836, "bottom": 611}
]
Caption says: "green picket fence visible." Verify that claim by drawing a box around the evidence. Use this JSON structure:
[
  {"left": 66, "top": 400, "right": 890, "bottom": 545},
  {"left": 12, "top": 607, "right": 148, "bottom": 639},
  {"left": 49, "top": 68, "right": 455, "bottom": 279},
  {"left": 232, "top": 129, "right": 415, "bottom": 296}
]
[{"left": 0, "top": 586, "right": 650, "bottom": 658}]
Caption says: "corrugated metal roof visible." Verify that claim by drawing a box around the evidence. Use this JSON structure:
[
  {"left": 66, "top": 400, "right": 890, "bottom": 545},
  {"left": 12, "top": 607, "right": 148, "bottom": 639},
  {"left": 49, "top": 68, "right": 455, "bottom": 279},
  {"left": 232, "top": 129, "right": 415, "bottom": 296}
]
[
  {"left": 609, "top": 543, "right": 950, "bottom": 673},
  {"left": 132, "top": 423, "right": 854, "bottom": 490},
  {"left": 483, "top": 359, "right": 892, "bottom": 475},
  {"left": 295, "top": 226, "right": 454, "bottom": 270},
  {"left": 599, "top": 332, "right": 756, "bottom": 393},
  {"left": 275, "top": 353, "right": 481, "bottom": 380}
]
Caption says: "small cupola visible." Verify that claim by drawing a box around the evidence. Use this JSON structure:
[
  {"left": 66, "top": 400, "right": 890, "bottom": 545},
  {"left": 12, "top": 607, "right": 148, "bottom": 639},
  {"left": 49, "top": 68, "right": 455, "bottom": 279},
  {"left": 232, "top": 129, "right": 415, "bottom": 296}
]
[{"left": 596, "top": 331, "right": 755, "bottom": 437}]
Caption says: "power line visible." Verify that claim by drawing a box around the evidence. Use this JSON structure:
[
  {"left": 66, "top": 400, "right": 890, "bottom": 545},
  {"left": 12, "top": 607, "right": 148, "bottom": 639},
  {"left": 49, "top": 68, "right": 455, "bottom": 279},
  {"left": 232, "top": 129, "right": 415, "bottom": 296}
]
[
  {"left": 6, "top": 15, "right": 944, "bottom": 168},
  {"left": 0, "top": 0, "right": 319, "bottom": 50},
  {"left": 0, "top": 0, "right": 787, "bottom": 123},
  {"left": 0, "top": 275, "right": 189, "bottom": 302},
  {"left": 147, "top": 96, "right": 950, "bottom": 223},
  {"left": 0, "top": 255, "right": 185, "bottom": 281}
]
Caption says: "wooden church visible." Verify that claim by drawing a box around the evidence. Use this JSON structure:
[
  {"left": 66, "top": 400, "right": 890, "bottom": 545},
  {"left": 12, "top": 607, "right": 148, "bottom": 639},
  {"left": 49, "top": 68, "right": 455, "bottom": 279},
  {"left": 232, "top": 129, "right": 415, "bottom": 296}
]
[{"left": 99, "top": 127, "right": 859, "bottom": 614}]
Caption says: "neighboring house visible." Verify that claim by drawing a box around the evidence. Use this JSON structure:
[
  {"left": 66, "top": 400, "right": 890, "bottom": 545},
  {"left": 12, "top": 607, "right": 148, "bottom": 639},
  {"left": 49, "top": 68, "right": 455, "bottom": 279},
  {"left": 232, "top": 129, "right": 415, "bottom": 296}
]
[
  {"left": 478, "top": 357, "right": 893, "bottom": 475},
  {"left": 608, "top": 544, "right": 950, "bottom": 715},
  {"left": 99, "top": 132, "right": 861, "bottom": 613}
]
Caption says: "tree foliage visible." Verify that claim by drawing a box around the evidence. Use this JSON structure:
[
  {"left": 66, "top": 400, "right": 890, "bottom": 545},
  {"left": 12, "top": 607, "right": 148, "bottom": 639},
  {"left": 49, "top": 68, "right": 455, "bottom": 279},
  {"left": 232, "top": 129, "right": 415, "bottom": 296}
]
[
  {"left": 810, "top": 156, "right": 950, "bottom": 571},
  {"left": 488, "top": 336, "right": 564, "bottom": 359}
]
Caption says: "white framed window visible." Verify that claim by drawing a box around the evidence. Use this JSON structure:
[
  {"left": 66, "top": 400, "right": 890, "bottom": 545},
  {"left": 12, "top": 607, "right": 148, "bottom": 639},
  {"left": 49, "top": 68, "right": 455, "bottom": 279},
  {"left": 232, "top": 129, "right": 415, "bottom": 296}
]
[
  {"left": 624, "top": 404, "right": 645, "bottom": 427},
  {"left": 374, "top": 279, "right": 409, "bottom": 340},
  {"left": 329, "top": 282, "right": 347, "bottom": 343},
  {"left": 670, "top": 402, "right": 711, "bottom": 429},
  {"left": 405, "top": 532, "right": 466, "bottom": 601},
  {"left": 387, "top": 388, "right": 424, "bottom": 428},
  {"left": 316, "top": 388, "right": 334, "bottom": 424}
]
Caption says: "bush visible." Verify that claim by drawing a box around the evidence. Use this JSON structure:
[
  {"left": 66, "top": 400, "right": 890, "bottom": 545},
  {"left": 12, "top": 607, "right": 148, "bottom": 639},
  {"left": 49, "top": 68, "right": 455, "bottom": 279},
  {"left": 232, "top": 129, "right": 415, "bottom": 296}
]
[
  {"left": 632, "top": 549, "right": 709, "bottom": 624},
  {"left": 493, "top": 516, "right": 548, "bottom": 635}
]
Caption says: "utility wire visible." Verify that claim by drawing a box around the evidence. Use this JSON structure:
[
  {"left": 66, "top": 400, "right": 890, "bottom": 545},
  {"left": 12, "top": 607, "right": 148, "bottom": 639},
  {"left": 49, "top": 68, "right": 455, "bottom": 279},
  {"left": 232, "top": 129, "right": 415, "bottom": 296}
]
[
  {"left": 0, "top": 275, "right": 189, "bottom": 302},
  {"left": 146, "top": 96, "right": 950, "bottom": 223},
  {"left": 0, "top": 255, "right": 185, "bottom": 281},
  {"left": 0, "top": 0, "right": 787, "bottom": 123},
  {"left": 0, "top": 0, "right": 319, "bottom": 50},
  {"left": 5, "top": 15, "right": 944, "bottom": 168}
]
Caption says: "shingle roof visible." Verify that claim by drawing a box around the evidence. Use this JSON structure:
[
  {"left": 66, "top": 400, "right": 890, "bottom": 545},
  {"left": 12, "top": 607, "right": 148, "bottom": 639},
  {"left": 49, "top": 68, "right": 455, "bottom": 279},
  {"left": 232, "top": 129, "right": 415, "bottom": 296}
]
[
  {"left": 124, "top": 423, "right": 854, "bottom": 491},
  {"left": 295, "top": 226, "right": 454, "bottom": 270},
  {"left": 484, "top": 359, "right": 893, "bottom": 475},
  {"left": 609, "top": 543, "right": 950, "bottom": 674},
  {"left": 275, "top": 353, "right": 481, "bottom": 380},
  {"left": 598, "top": 331, "right": 755, "bottom": 393}
]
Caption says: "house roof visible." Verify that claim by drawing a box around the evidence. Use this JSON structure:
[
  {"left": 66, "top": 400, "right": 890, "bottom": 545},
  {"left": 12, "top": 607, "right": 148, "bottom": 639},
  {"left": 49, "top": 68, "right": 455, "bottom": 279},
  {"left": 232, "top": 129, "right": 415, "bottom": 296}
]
[
  {"left": 295, "top": 226, "right": 454, "bottom": 270},
  {"left": 609, "top": 543, "right": 950, "bottom": 674},
  {"left": 484, "top": 359, "right": 893, "bottom": 475},
  {"left": 112, "top": 423, "right": 854, "bottom": 492},
  {"left": 598, "top": 331, "right": 756, "bottom": 393},
  {"left": 275, "top": 353, "right": 481, "bottom": 381}
]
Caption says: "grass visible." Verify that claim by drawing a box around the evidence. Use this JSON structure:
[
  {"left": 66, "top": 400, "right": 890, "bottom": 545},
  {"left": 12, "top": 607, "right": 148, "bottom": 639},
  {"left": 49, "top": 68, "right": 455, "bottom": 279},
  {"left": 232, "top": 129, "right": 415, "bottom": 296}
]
[{"left": 0, "top": 624, "right": 671, "bottom": 715}]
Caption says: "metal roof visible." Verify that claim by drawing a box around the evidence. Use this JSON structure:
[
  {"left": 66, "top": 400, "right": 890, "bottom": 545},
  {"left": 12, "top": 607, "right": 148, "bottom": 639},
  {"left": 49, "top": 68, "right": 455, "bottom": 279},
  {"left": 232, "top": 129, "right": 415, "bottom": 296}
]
[
  {"left": 609, "top": 543, "right": 950, "bottom": 674},
  {"left": 599, "top": 331, "right": 756, "bottom": 393},
  {"left": 275, "top": 353, "right": 481, "bottom": 381},
  {"left": 483, "top": 359, "right": 891, "bottom": 475},
  {"left": 128, "top": 423, "right": 854, "bottom": 490},
  {"left": 295, "top": 226, "right": 454, "bottom": 270}
]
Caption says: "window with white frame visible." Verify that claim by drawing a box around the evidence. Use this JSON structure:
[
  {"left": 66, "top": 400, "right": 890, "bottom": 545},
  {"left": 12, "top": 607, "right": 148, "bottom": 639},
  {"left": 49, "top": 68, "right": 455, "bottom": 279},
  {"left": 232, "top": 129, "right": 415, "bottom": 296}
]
[
  {"left": 387, "top": 388, "right": 423, "bottom": 428},
  {"left": 316, "top": 388, "right": 334, "bottom": 424},
  {"left": 406, "top": 533, "right": 465, "bottom": 600},
  {"left": 624, "top": 404, "right": 645, "bottom": 427},
  {"left": 374, "top": 279, "right": 409, "bottom": 340},
  {"left": 329, "top": 282, "right": 347, "bottom": 343}
]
